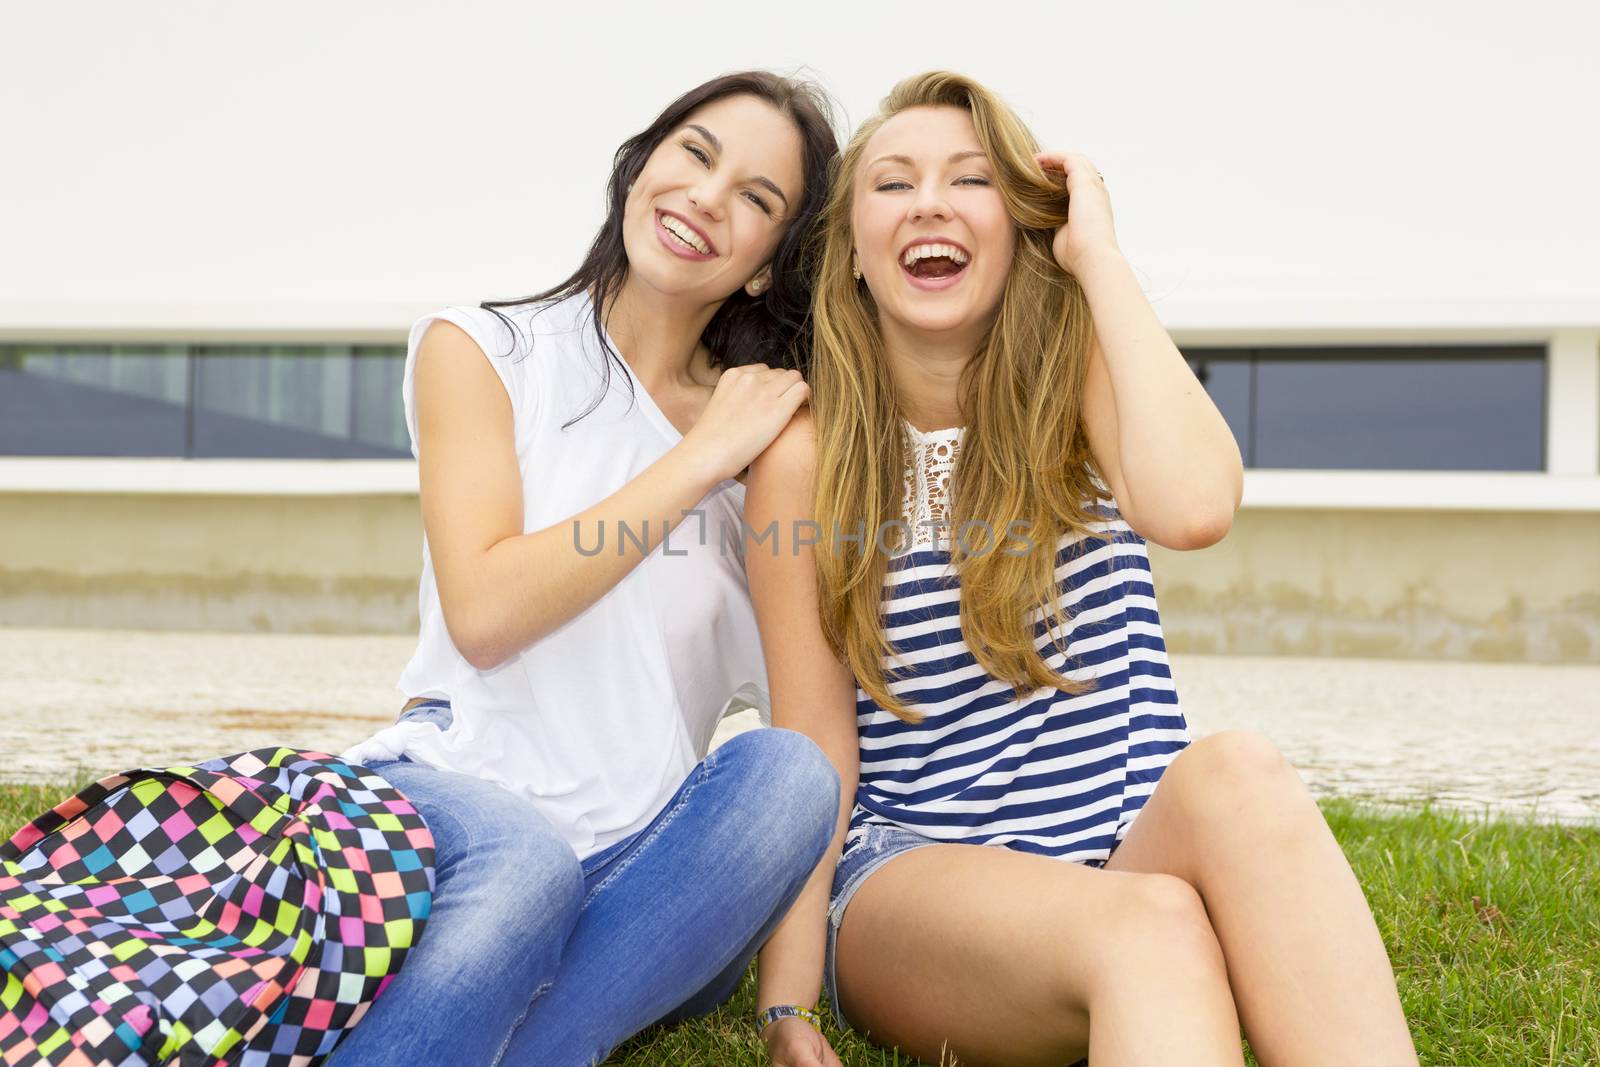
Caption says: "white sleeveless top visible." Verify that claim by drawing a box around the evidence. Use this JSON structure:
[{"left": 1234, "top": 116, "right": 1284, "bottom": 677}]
[{"left": 341, "top": 291, "right": 770, "bottom": 860}]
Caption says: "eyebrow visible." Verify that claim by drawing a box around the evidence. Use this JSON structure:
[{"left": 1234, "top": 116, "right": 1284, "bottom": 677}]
[
  {"left": 683, "top": 123, "right": 793, "bottom": 212},
  {"left": 868, "top": 150, "right": 989, "bottom": 169},
  {"left": 685, "top": 124, "right": 722, "bottom": 155}
]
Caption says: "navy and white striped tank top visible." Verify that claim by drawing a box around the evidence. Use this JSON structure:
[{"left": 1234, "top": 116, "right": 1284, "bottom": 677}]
[{"left": 844, "top": 422, "right": 1191, "bottom": 867}]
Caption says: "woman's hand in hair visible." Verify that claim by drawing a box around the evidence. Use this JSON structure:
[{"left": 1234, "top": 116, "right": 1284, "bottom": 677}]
[
  {"left": 1035, "top": 150, "right": 1120, "bottom": 275},
  {"left": 679, "top": 363, "right": 810, "bottom": 484},
  {"left": 764, "top": 1015, "right": 844, "bottom": 1067}
]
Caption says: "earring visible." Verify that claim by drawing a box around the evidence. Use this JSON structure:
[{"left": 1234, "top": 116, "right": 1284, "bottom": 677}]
[
  {"left": 749, "top": 276, "right": 765, "bottom": 294},
  {"left": 851, "top": 254, "right": 862, "bottom": 281}
]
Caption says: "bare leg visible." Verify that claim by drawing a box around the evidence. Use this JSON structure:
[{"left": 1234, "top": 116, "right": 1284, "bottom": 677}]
[
  {"left": 1105, "top": 729, "right": 1419, "bottom": 1067},
  {"left": 833, "top": 841, "right": 1245, "bottom": 1067}
]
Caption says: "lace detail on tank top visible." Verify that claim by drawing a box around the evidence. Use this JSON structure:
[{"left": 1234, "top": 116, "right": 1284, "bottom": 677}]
[{"left": 899, "top": 419, "right": 964, "bottom": 554}]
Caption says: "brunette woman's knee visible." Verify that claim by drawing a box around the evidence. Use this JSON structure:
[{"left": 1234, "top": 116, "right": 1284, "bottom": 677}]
[{"left": 712, "top": 726, "right": 840, "bottom": 865}]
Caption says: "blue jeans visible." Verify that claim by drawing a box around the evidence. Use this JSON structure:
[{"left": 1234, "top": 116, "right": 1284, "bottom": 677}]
[{"left": 325, "top": 704, "right": 839, "bottom": 1067}]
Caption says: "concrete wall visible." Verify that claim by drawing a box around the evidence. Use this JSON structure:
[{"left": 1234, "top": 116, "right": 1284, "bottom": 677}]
[
  {"left": 1148, "top": 510, "right": 1600, "bottom": 663},
  {"left": 0, "top": 494, "right": 422, "bottom": 635},
  {"left": 4, "top": 491, "right": 1597, "bottom": 664}
]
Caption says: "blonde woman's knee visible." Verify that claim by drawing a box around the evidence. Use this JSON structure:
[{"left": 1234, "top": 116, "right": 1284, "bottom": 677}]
[{"left": 1082, "top": 872, "right": 1229, "bottom": 996}]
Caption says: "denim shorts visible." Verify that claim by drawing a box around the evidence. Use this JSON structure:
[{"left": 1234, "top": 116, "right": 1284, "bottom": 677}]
[{"left": 822, "top": 821, "right": 944, "bottom": 1033}]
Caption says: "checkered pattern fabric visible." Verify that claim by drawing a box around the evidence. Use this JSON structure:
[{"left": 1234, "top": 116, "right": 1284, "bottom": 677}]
[{"left": 0, "top": 748, "right": 435, "bottom": 1066}]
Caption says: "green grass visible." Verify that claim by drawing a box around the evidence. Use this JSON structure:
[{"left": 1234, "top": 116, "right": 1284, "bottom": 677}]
[{"left": 4, "top": 786, "right": 1597, "bottom": 1065}]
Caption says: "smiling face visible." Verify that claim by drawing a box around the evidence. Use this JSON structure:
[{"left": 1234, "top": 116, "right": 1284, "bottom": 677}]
[
  {"left": 851, "top": 105, "right": 1015, "bottom": 341},
  {"left": 622, "top": 93, "right": 805, "bottom": 304}
]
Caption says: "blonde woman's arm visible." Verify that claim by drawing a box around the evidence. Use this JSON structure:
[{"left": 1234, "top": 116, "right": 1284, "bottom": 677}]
[
  {"left": 745, "top": 411, "right": 859, "bottom": 1067},
  {"left": 1036, "top": 149, "right": 1244, "bottom": 550},
  {"left": 1075, "top": 253, "right": 1244, "bottom": 551}
]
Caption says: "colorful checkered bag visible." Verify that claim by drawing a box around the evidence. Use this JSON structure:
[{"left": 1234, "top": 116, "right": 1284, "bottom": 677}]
[{"left": 0, "top": 748, "right": 435, "bottom": 1066}]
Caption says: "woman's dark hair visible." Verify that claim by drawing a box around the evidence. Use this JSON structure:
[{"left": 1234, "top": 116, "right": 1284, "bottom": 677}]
[{"left": 480, "top": 69, "right": 839, "bottom": 428}]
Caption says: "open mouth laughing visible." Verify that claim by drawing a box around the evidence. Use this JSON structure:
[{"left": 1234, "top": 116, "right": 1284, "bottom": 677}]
[{"left": 899, "top": 237, "right": 971, "bottom": 290}]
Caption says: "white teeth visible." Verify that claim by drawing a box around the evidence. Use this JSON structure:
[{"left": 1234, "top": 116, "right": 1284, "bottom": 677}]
[
  {"left": 660, "top": 214, "right": 711, "bottom": 254},
  {"left": 900, "top": 242, "right": 970, "bottom": 267}
]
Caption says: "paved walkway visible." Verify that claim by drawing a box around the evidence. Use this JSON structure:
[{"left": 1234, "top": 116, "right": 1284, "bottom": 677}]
[{"left": 2, "top": 627, "right": 1596, "bottom": 823}]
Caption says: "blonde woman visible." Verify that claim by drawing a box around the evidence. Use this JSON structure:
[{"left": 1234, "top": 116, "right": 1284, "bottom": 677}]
[{"left": 746, "top": 72, "right": 1418, "bottom": 1067}]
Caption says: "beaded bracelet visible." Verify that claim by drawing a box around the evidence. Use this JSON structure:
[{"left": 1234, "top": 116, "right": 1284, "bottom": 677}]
[{"left": 756, "top": 1003, "right": 824, "bottom": 1035}]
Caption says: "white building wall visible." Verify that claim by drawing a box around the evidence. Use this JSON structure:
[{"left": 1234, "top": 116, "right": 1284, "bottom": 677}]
[
  {"left": 1, "top": 0, "right": 1595, "bottom": 336},
  {"left": 2, "top": 1, "right": 1598, "bottom": 652}
]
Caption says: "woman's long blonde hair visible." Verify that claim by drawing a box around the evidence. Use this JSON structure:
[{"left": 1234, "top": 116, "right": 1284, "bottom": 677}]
[{"left": 810, "top": 71, "right": 1113, "bottom": 724}]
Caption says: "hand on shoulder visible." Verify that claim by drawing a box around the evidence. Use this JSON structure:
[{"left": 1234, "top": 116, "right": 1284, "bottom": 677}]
[{"left": 681, "top": 363, "right": 809, "bottom": 485}]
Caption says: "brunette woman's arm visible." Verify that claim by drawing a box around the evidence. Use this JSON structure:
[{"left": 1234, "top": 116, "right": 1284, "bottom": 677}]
[{"left": 417, "top": 319, "right": 808, "bottom": 670}]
